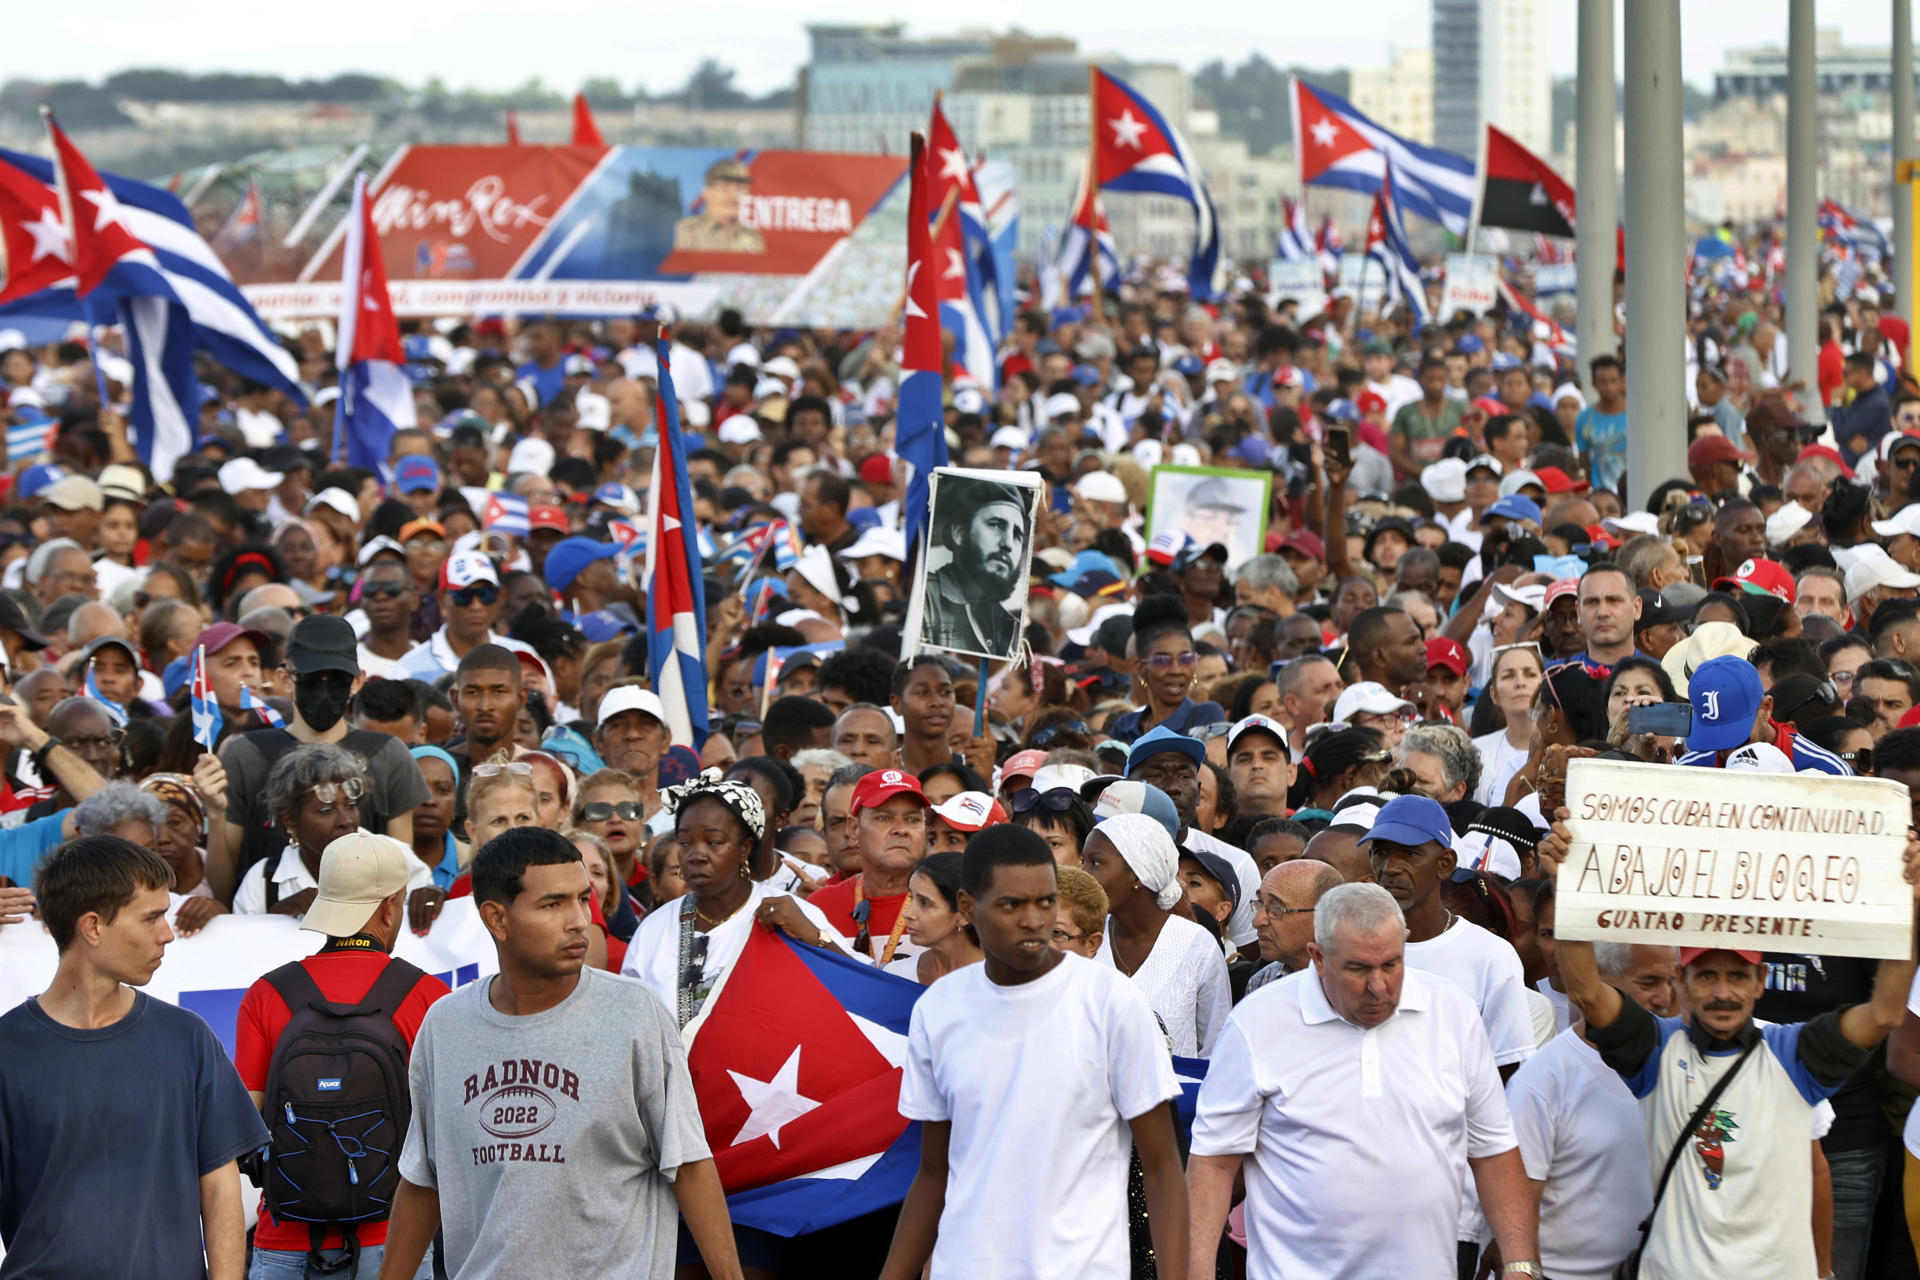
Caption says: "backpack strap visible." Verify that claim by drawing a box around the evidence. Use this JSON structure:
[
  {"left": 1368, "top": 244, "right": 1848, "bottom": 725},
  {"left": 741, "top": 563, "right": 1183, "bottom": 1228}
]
[
  {"left": 1629, "top": 1034, "right": 1760, "bottom": 1267},
  {"left": 261, "top": 960, "right": 327, "bottom": 1015},
  {"left": 357, "top": 959, "right": 428, "bottom": 1020}
]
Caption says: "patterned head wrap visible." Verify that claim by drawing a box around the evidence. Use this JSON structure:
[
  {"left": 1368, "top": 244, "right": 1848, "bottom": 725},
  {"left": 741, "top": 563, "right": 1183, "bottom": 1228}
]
[
  {"left": 661, "top": 767, "right": 766, "bottom": 840},
  {"left": 141, "top": 773, "right": 205, "bottom": 836}
]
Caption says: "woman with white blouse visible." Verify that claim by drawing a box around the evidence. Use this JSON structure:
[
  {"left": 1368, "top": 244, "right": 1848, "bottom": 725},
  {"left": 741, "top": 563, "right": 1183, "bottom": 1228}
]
[{"left": 1475, "top": 643, "right": 1544, "bottom": 807}]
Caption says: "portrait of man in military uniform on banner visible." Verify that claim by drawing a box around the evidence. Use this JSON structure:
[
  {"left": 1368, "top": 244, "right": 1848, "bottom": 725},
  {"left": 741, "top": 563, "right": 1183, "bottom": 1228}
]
[
  {"left": 671, "top": 156, "right": 766, "bottom": 254},
  {"left": 1145, "top": 465, "right": 1272, "bottom": 571},
  {"left": 906, "top": 469, "right": 1042, "bottom": 662}
]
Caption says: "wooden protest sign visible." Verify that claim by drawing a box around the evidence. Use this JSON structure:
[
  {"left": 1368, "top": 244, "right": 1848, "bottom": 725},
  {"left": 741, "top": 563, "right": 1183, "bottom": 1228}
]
[{"left": 1553, "top": 758, "right": 1915, "bottom": 960}]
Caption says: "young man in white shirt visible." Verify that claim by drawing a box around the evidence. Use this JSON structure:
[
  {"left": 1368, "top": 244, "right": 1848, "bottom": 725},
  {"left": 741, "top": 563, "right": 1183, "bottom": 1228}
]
[
  {"left": 1185, "top": 882, "right": 1542, "bottom": 1280},
  {"left": 880, "top": 825, "right": 1188, "bottom": 1280}
]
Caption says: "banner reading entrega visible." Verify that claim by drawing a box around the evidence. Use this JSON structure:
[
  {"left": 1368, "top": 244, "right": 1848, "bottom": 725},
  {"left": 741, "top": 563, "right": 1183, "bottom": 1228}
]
[
  {"left": 241, "top": 145, "right": 911, "bottom": 328},
  {"left": 1554, "top": 759, "right": 1917, "bottom": 959}
]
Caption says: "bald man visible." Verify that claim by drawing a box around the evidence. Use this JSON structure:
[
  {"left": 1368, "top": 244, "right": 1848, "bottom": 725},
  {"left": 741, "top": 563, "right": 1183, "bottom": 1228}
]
[
  {"left": 1244, "top": 858, "right": 1344, "bottom": 993},
  {"left": 66, "top": 602, "right": 127, "bottom": 650},
  {"left": 1302, "top": 825, "right": 1373, "bottom": 885},
  {"left": 236, "top": 583, "right": 304, "bottom": 617}
]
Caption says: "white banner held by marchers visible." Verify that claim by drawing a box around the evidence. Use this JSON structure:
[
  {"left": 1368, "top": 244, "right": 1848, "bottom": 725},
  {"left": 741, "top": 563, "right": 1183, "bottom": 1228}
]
[
  {"left": 0, "top": 897, "right": 499, "bottom": 1058},
  {"left": 1438, "top": 254, "right": 1501, "bottom": 317},
  {"left": 1554, "top": 759, "right": 1916, "bottom": 959},
  {"left": 1266, "top": 258, "right": 1328, "bottom": 319}
]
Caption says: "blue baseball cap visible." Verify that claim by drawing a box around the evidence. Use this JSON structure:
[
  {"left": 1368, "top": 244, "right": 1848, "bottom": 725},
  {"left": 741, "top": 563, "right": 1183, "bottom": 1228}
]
[
  {"left": 577, "top": 607, "right": 641, "bottom": 642},
  {"left": 394, "top": 454, "right": 440, "bottom": 494},
  {"left": 1323, "top": 398, "right": 1359, "bottom": 423},
  {"left": 1480, "top": 494, "right": 1542, "bottom": 525},
  {"left": 1490, "top": 352, "right": 1522, "bottom": 373},
  {"left": 1090, "top": 779, "right": 1181, "bottom": 837},
  {"left": 16, "top": 463, "right": 65, "bottom": 501},
  {"left": 1686, "top": 655, "right": 1763, "bottom": 752},
  {"left": 1048, "top": 549, "right": 1129, "bottom": 591},
  {"left": 1125, "top": 724, "right": 1208, "bottom": 776},
  {"left": 1071, "top": 364, "right": 1102, "bottom": 388},
  {"left": 1173, "top": 354, "right": 1204, "bottom": 377},
  {"left": 1456, "top": 334, "right": 1486, "bottom": 354},
  {"left": 1232, "top": 435, "right": 1272, "bottom": 466},
  {"left": 544, "top": 537, "right": 622, "bottom": 595},
  {"left": 1360, "top": 795, "right": 1455, "bottom": 849}
]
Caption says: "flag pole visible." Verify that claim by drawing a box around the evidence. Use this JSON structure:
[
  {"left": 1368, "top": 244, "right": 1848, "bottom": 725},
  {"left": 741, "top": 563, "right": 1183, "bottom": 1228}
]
[
  {"left": 1086, "top": 67, "right": 1107, "bottom": 326},
  {"left": 974, "top": 656, "right": 989, "bottom": 736},
  {"left": 1465, "top": 123, "right": 1490, "bottom": 255}
]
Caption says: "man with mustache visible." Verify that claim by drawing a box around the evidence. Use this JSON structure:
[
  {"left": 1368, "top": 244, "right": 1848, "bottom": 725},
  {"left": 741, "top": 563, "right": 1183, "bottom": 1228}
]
[{"left": 922, "top": 478, "right": 1029, "bottom": 657}]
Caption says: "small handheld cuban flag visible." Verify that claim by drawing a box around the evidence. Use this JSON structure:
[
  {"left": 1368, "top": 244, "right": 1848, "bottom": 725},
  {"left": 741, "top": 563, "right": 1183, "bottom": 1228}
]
[
  {"left": 190, "top": 645, "right": 222, "bottom": 751},
  {"left": 83, "top": 659, "right": 127, "bottom": 727},
  {"left": 240, "top": 684, "right": 285, "bottom": 729}
]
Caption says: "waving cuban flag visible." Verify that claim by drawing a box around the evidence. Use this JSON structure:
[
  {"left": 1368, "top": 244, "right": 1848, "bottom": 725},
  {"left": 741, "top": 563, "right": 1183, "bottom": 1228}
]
[
  {"left": 45, "top": 110, "right": 198, "bottom": 482},
  {"left": 1291, "top": 77, "right": 1476, "bottom": 236},
  {"left": 83, "top": 659, "right": 127, "bottom": 727},
  {"left": 189, "top": 644, "right": 223, "bottom": 751},
  {"left": 240, "top": 684, "right": 285, "bottom": 730},
  {"left": 642, "top": 328, "right": 710, "bottom": 749},
  {"left": 927, "top": 97, "right": 1005, "bottom": 347},
  {"left": 1364, "top": 164, "right": 1428, "bottom": 324},
  {"left": 333, "top": 173, "right": 415, "bottom": 471},
  {"left": 895, "top": 134, "right": 949, "bottom": 552},
  {"left": 1090, "top": 67, "right": 1219, "bottom": 299},
  {"left": 1055, "top": 158, "right": 1121, "bottom": 305},
  {"left": 1276, "top": 196, "right": 1313, "bottom": 262}
]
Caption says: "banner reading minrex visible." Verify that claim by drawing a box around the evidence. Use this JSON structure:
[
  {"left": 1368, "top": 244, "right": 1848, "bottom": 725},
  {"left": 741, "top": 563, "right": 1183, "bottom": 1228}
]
[{"left": 1554, "top": 758, "right": 1915, "bottom": 959}]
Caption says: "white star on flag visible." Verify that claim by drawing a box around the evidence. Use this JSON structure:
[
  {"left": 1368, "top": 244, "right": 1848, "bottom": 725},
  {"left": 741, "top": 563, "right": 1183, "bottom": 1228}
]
[
  {"left": 22, "top": 208, "right": 71, "bottom": 263},
  {"left": 192, "top": 702, "right": 218, "bottom": 743},
  {"left": 903, "top": 260, "right": 927, "bottom": 319},
  {"left": 937, "top": 147, "right": 970, "bottom": 183},
  {"left": 1309, "top": 119, "right": 1340, "bottom": 148},
  {"left": 727, "top": 1046, "right": 821, "bottom": 1150},
  {"left": 943, "top": 247, "right": 966, "bottom": 280},
  {"left": 1109, "top": 109, "right": 1148, "bottom": 150},
  {"left": 79, "top": 186, "right": 129, "bottom": 235}
]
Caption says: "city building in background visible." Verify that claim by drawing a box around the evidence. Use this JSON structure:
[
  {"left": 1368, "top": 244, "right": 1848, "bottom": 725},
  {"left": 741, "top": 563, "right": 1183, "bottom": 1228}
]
[{"left": 1431, "top": 0, "right": 1551, "bottom": 158}]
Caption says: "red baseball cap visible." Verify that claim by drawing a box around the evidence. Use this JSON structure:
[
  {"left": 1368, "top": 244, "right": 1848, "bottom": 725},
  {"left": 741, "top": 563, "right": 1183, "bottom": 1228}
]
[
  {"left": 194, "top": 621, "right": 271, "bottom": 657},
  {"left": 1469, "top": 395, "right": 1506, "bottom": 418},
  {"left": 1425, "top": 636, "right": 1468, "bottom": 678},
  {"left": 1001, "top": 749, "right": 1048, "bottom": 785},
  {"left": 1687, "top": 434, "right": 1742, "bottom": 469},
  {"left": 858, "top": 454, "right": 895, "bottom": 487},
  {"left": 1585, "top": 523, "right": 1619, "bottom": 551},
  {"left": 1355, "top": 390, "right": 1387, "bottom": 417},
  {"left": 1795, "top": 443, "right": 1854, "bottom": 478},
  {"left": 849, "top": 768, "right": 929, "bottom": 815},
  {"left": 1280, "top": 530, "right": 1326, "bottom": 561},
  {"left": 1679, "top": 947, "right": 1764, "bottom": 968},
  {"left": 1712, "top": 557, "right": 1795, "bottom": 605},
  {"left": 1544, "top": 578, "right": 1579, "bottom": 607},
  {"left": 1898, "top": 705, "right": 1920, "bottom": 730},
  {"left": 1533, "top": 466, "right": 1588, "bottom": 495},
  {"left": 528, "top": 505, "right": 569, "bottom": 535}
]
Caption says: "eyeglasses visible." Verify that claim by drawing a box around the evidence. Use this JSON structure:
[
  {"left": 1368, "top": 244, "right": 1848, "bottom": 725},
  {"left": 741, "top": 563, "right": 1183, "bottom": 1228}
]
[
  {"left": 450, "top": 585, "right": 500, "bottom": 607},
  {"left": 308, "top": 778, "right": 365, "bottom": 805},
  {"left": 474, "top": 761, "right": 534, "bottom": 779},
  {"left": 1030, "top": 720, "right": 1089, "bottom": 747},
  {"left": 1010, "top": 787, "right": 1080, "bottom": 815},
  {"left": 408, "top": 538, "right": 448, "bottom": 554},
  {"left": 1050, "top": 927, "right": 1085, "bottom": 945},
  {"left": 580, "top": 801, "right": 644, "bottom": 822},
  {"left": 1256, "top": 897, "right": 1314, "bottom": 917},
  {"left": 362, "top": 581, "right": 410, "bottom": 599},
  {"left": 1187, "top": 722, "right": 1233, "bottom": 741},
  {"left": 1144, "top": 652, "right": 1200, "bottom": 671},
  {"left": 680, "top": 932, "right": 710, "bottom": 993}
]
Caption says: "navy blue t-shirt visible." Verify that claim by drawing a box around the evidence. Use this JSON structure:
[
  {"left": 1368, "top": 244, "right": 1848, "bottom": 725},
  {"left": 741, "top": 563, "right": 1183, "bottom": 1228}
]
[{"left": 0, "top": 992, "right": 268, "bottom": 1278}]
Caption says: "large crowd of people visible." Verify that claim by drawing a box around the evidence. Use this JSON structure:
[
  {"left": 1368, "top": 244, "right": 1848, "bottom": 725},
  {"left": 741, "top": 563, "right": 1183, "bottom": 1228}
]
[{"left": 3, "top": 265, "right": 1920, "bottom": 1280}]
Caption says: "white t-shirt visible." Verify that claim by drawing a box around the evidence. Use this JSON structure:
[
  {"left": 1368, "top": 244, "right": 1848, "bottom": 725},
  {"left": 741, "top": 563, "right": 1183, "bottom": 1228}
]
[
  {"left": 1191, "top": 967, "right": 1516, "bottom": 1280},
  {"left": 622, "top": 879, "right": 850, "bottom": 1010},
  {"left": 356, "top": 642, "right": 411, "bottom": 681},
  {"left": 1093, "top": 910, "right": 1231, "bottom": 1056},
  {"left": 1473, "top": 730, "right": 1528, "bottom": 808},
  {"left": 1509, "top": 1028, "right": 1651, "bottom": 1280},
  {"left": 898, "top": 952, "right": 1177, "bottom": 1280},
  {"left": 1537, "top": 978, "right": 1573, "bottom": 1034},
  {"left": 1406, "top": 917, "right": 1537, "bottom": 1066}
]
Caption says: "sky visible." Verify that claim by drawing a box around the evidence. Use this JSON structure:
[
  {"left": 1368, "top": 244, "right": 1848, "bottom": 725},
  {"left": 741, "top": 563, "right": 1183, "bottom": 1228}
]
[{"left": 23, "top": 0, "right": 1914, "bottom": 97}]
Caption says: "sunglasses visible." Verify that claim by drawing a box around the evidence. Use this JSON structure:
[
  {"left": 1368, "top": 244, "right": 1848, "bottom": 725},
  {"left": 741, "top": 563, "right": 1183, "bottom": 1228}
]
[
  {"left": 1009, "top": 787, "right": 1079, "bottom": 815},
  {"left": 852, "top": 897, "right": 874, "bottom": 956},
  {"left": 308, "top": 778, "right": 365, "bottom": 805},
  {"left": 362, "top": 581, "right": 410, "bottom": 600},
  {"left": 580, "top": 801, "right": 645, "bottom": 822},
  {"left": 450, "top": 584, "right": 500, "bottom": 607},
  {"left": 1143, "top": 652, "right": 1200, "bottom": 671},
  {"left": 1187, "top": 722, "right": 1234, "bottom": 741},
  {"left": 474, "top": 761, "right": 533, "bottom": 779},
  {"left": 1030, "top": 720, "right": 1089, "bottom": 747}
]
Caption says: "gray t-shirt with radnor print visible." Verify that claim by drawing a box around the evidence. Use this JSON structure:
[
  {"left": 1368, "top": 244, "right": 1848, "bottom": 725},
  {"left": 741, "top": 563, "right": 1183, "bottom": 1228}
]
[{"left": 398, "top": 967, "right": 710, "bottom": 1278}]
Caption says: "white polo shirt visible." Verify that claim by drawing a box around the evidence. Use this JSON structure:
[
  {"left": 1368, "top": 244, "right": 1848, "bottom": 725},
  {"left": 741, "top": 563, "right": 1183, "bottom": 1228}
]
[
  {"left": 232, "top": 834, "right": 433, "bottom": 916},
  {"left": 1190, "top": 966, "right": 1516, "bottom": 1280}
]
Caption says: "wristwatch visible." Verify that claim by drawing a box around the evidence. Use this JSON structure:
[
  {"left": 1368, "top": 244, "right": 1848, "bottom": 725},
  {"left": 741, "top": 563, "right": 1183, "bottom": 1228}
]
[{"left": 1501, "top": 1264, "right": 1544, "bottom": 1279}]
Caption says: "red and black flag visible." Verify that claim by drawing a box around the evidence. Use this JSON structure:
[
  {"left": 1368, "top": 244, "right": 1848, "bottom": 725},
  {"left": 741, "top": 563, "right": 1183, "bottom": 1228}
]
[{"left": 1476, "top": 124, "right": 1575, "bottom": 239}]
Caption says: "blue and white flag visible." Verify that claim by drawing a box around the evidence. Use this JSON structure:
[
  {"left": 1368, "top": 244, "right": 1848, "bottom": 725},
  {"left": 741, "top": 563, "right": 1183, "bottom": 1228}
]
[
  {"left": 333, "top": 173, "right": 415, "bottom": 470},
  {"left": 190, "top": 644, "right": 223, "bottom": 750},
  {"left": 83, "top": 659, "right": 126, "bottom": 727},
  {"left": 240, "top": 684, "right": 284, "bottom": 730},
  {"left": 1365, "top": 164, "right": 1428, "bottom": 324},
  {"left": 1292, "top": 77, "right": 1476, "bottom": 236}
]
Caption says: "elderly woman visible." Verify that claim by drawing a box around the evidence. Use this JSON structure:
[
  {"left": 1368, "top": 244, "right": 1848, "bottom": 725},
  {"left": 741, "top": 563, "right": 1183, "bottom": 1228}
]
[
  {"left": 621, "top": 770, "right": 847, "bottom": 1024},
  {"left": 141, "top": 773, "right": 229, "bottom": 935},
  {"left": 234, "top": 744, "right": 429, "bottom": 917},
  {"left": 1081, "top": 812, "right": 1231, "bottom": 1057}
]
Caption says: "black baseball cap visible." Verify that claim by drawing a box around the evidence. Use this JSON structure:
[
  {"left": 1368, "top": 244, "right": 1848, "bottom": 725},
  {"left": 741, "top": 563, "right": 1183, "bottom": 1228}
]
[
  {"left": 1637, "top": 588, "right": 1691, "bottom": 629},
  {"left": 0, "top": 594, "right": 50, "bottom": 650},
  {"left": 284, "top": 614, "right": 360, "bottom": 677}
]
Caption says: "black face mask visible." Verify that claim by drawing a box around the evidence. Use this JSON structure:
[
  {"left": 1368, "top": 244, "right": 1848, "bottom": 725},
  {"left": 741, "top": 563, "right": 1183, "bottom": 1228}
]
[{"left": 294, "top": 672, "right": 354, "bottom": 733}]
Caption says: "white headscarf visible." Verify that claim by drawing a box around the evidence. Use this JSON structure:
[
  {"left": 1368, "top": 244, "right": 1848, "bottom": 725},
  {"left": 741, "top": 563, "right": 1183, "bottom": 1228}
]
[{"left": 1096, "top": 813, "right": 1183, "bottom": 911}]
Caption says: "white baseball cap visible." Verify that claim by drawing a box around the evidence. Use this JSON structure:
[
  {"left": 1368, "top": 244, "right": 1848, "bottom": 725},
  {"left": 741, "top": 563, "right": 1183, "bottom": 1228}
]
[
  {"left": 598, "top": 685, "right": 666, "bottom": 729},
  {"left": 1332, "top": 681, "right": 1413, "bottom": 723},
  {"left": 1226, "top": 714, "right": 1289, "bottom": 755},
  {"left": 839, "top": 526, "right": 907, "bottom": 563},
  {"left": 1074, "top": 472, "right": 1129, "bottom": 505},
  {"left": 1498, "top": 469, "right": 1544, "bottom": 497},
  {"left": 930, "top": 791, "right": 1002, "bottom": 833},
  {"left": 303, "top": 832, "right": 416, "bottom": 937},
  {"left": 1768, "top": 502, "right": 1814, "bottom": 546},
  {"left": 717, "top": 417, "right": 764, "bottom": 445},
  {"left": 1726, "top": 741, "right": 1795, "bottom": 773},
  {"left": 1845, "top": 545, "right": 1920, "bottom": 603},
  {"left": 218, "top": 457, "right": 284, "bottom": 493},
  {"left": 990, "top": 425, "right": 1030, "bottom": 451},
  {"left": 1044, "top": 392, "right": 1083, "bottom": 420},
  {"left": 1870, "top": 503, "right": 1920, "bottom": 540},
  {"left": 1420, "top": 457, "right": 1467, "bottom": 504}
]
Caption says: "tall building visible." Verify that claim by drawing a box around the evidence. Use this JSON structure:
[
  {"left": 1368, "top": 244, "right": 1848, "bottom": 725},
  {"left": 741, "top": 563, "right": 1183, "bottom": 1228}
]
[
  {"left": 1350, "top": 47, "right": 1435, "bottom": 145},
  {"left": 797, "top": 24, "right": 995, "bottom": 152},
  {"left": 1431, "top": 0, "right": 1551, "bottom": 158}
]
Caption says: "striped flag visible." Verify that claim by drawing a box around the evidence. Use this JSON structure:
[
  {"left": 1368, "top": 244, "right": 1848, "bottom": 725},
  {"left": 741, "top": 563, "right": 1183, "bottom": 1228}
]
[
  {"left": 333, "top": 173, "right": 415, "bottom": 470},
  {"left": 1364, "top": 163, "right": 1427, "bottom": 324},
  {"left": 642, "top": 327, "right": 710, "bottom": 749},
  {"left": 240, "top": 684, "right": 284, "bottom": 729},
  {"left": 897, "top": 133, "right": 949, "bottom": 551},
  {"left": 1276, "top": 197, "right": 1313, "bottom": 261},
  {"left": 83, "top": 659, "right": 127, "bottom": 726},
  {"left": 483, "top": 492, "right": 530, "bottom": 537},
  {"left": 190, "top": 644, "right": 222, "bottom": 750},
  {"left": 1292, "top": 77, "right": 1476, "bottom": 235}
]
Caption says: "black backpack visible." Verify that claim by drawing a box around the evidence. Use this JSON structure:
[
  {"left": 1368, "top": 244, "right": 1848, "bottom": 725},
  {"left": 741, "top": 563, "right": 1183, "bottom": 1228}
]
[{"left": 257, "top": 958, "right": 423, "bottom": 1273}]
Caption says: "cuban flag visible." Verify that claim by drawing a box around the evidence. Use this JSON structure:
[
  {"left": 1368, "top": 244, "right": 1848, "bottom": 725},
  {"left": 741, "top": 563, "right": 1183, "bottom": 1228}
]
[
  {"left": 0, "top": 157, "right": 76, "bottom": 306},
  {"left": 46, "top": 111, "right": 199, "bottom": 483},
  {"left": 240, "top": 684, "right": 285, "bottom": 730},
  {"left": 190, "top": 645, "right": 223, "bottom": 750},
  {"left": 1364, "top": 165, "right": 1427, "bottom": 324},
  {"left": 482, "top": 492, "right": 531, "bottom": 537},
  {"left": 971, "top": 154, "right": 1020, "bottom": 346},
  {"left": 642, "top": 328, "right": 710, "bottom": 750},
  {"left": 0, "top": 149, "right": 303, "bottom": 412},
  {"left": 333, "top": 174, "right": 415, "bottom": 471},
  {"left": 927, "top": 99, "right": 1004, "bottom": 346},
  {"left": 927, "top": 166, "right": 997, "bottom": 393},
  {"left": 896, "top": 133, "right": 950, "bottom": 552},
  {"left": 1291, "top": 78, "right": 1476, "bottom": 236},
  {"left": 684, "top": 926, "right": 922, "bottom": 1234},
  {"left": 1276, "top": 197, "right": 1313, "bottom": 262},
  {"left": 1496, "top": 274, "right": 1577, "bottom": 362},
  {"left": 1091, "top": 67, "right": 1219, "bottom": 299},
  {"left": 1055, "top": 159, "right": 1121, "bottom": 305},
  {"left": 1820, "top": 198, "right": 1892, "bottom": 264},
  {"left": 83, "top": 660, "right": 127, "bottom": 727},
  {"left": 211, "top": 178, "right": 261, "bottom": 256},
  {"left": 1316, "top": 215, "right": 1344, "bottom": 287}
]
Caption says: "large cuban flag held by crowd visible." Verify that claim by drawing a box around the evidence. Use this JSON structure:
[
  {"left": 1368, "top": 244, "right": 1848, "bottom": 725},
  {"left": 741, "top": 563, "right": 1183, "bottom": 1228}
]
[{"left": 1291, "top": 78, "right": 1476, "bottom": 236}]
